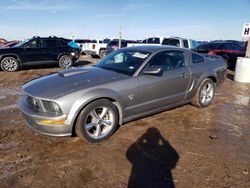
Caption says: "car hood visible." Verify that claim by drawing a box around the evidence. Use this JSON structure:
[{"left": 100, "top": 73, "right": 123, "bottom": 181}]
[
  {"left": 0, "top": 47, "right": 20, "bottom": 53},
  {"left": 22, "top": 66, "right": 128, "bottom": 100}
]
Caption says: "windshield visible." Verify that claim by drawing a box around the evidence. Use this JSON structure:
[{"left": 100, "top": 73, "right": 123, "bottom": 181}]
[
  {"left": 13, "top": 39, "right": 30, "bottom": 47},
  {"left": 95, "top": 49, "right": 151, "bottom": 76}
]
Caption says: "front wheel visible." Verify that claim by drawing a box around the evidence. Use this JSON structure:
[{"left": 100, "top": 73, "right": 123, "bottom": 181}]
[
  {"left": 75, "top": 99, "right": 119, "bottom": 143},
  {"left": 58, "top": 55, "right": 72, "bottom": 69},
  {"left": 1, "top": 57, "right": 20, "bottom": 72},
  {"left": 191, "top": 78, "right": 215, "bottom": 108}
]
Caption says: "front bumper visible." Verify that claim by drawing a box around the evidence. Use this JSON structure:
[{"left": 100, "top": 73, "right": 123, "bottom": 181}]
[{"left": 18, "top": 97, "right": 72, "bottom": 137}]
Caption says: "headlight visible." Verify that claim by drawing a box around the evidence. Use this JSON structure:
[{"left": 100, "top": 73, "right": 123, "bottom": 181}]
[
  {"left": 42, "top": 100, "right": 62, "bottom": 113},
  {"left": 27, "top": 96, "right": 39, "bottom": 109},
  {"left": 71, "top": 52, "right": 75, "bottom": 56}
]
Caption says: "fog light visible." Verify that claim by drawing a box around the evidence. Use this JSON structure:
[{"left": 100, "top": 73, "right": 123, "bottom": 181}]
[{"left": 38, "top": 119, "right": 65, "bottom": 125}]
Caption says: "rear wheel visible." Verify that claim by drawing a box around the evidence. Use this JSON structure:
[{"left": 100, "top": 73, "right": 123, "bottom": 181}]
[
  {"left": 1, "top": 57, "right": 19, "bottom": 72},
  {"left": 99, "top": 50, "right": 106, "bottom": 58},
  {"left": 58, "top": 55, "right": 72, "bottom": 69},
  {"left": 191, "top": 78, "right": 215, "bottom": 108},
  {"left": 75, "top": 99, "right": 119, "bottom": 143}
]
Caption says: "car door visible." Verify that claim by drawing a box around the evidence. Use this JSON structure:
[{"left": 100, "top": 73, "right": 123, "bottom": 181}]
[
  {"left": 137, "top": 50, "right": 192, "bottom": 114},
  {"left": 231, "top": 43, "right": 245, "bottom": 58},
  {"left": 42, "top": 39, "right": 60, "bottom": 62},
  {"left": 21, "top": 39, "right": 43, "bottom": 63}
]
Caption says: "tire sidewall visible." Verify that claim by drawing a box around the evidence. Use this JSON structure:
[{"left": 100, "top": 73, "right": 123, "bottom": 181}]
[
  {"left": 76, "top": 99, "right": 119, "bottom": 143},
  {"left": 59, "top": 55, "right": 72, "bottom": 69},
  {"left": 1, "top": 57, "right": 19, "bottom": 72},
  {"left": 100, "top": 50, "right": 106, "bottom": 58},
  {"left": 198, "top": 79, "right": 215, "bottom": 108}
]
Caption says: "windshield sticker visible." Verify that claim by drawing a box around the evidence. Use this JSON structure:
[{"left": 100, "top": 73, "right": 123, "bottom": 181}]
[{"left": 133, "top": 52, "right": 149, "bottom": 59}]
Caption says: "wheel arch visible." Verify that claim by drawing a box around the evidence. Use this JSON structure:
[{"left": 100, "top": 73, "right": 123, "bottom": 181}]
[
  {"left": 57, "top": 53, "right": 71, "bottom": 61},
  {"left": 70, "top": 96, "right": 124, "bottom": 135},
  {"left": 99, "top": 48, "right": 106, "bottom": 55},
  {"left": 0, "top": 54, "right": 22, "bottom": 67},
  {"left": 192, "top": 74, "right": 217, "bottom": 97}
]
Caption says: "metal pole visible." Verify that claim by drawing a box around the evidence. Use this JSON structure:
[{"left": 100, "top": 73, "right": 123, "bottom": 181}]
[
  {"left": 246, "top": 37, "right": 250, "bottom": 58},
  {"left": 118, "top": 27, "right": 122, "bottom": 48}
]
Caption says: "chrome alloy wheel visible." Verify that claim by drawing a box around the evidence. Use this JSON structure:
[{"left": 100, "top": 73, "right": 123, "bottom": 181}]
[
  {"left": 60, "top": 55, "right": 72, "bottom": 68},
  {"left": 200, "top": 82, "right": 214, "bottom": 106},
  {"left": 2, "top": 58, "right": 18, "bottom": 71},
  {"left": 84, "top": 107, "right": 115, "bottom": 139}
]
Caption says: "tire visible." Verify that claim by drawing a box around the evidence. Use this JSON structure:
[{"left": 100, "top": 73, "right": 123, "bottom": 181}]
[
  {"left": 58, "top": 55, "right": 72, "bottom": 69},
  {"left": 91, "top": 55, "right": 98, "bottom": 58},
  {"left": 1, "top": 57, "right": 19, "bottom": 72},
  {"left": 99, "top": 50, "right": 106, "bottom": 58},
  {"left": 75, "top": 99, "right": 119, "bottom": 143},
  {"left": 191, "top": 78, "right": 215, "bottom": 108}
]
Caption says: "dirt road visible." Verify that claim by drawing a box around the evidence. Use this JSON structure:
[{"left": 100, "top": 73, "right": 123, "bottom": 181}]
[{"left": 0, "top": 56, "right": 249, "bottom": 187}]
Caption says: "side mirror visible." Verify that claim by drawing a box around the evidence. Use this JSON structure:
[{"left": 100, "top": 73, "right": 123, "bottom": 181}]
[{"left": 143, "top": 66, "right": 162, "bottom": 75}]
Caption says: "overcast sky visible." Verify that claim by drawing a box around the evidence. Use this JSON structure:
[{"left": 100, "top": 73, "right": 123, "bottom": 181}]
[{"left": 0, "top": 0, "right": 250, "bottom": 41}]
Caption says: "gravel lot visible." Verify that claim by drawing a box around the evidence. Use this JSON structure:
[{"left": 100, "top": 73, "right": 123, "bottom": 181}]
[{"left": 0, "top": 55, "right": 249, "bottom": 188}]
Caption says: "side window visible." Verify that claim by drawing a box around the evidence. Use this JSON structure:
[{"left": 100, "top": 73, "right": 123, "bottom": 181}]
[
  {"left": 25, "top": 39, "right": 42, "bottom": 48},
  {"left": 192, "top": 53, "right": 204, "bottom": 64},
  {"left": 220, "top": 43, "right": 233, "bottom": 50},
  {"left": 146, "top": 51, "right": 185, "bottom": 71},
  {"left": 183, "top": 40, "right": 189, "bottom": 48},
  {"left": 154, "top": 38, "right": 160, "bottom": 44},
  {"left": 232, "top": 43, "right": 242, "bottom": 51},
  {"left": 162, "top": 38, "right": 180, "bottom": 47},
  {"left": 59, "top": 39, "right": 68, "bottom": 47},
  {"left": 44, "top": 39, "right": 57, "bottom": 48},
  {"left": 147, "top": 38, "right": 154, "bottom": 44}
]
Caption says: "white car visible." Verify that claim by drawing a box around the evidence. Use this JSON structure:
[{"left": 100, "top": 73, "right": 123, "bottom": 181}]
[
  {"left": 128, "top": 36, "right": 198, "bottom": 49},
  {"left": 74, "top": 39, "right": 92, "bottom": 54},
  {"left": 83, "top": 39, "right": 108, "bottom": 58}
]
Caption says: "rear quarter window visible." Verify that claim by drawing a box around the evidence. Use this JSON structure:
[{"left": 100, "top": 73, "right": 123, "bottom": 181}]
[
  {"left": 162, "top": 38, "right": 180, "bottom": 47},
  {"left": 192, "top": 53, "right": 204, "bottom": 64},
  {"left": 59, "top": 39, "right": 68, "bottom": 47},
  {"left": 183, "top": 40, "right": 189, "bottom": 48}
]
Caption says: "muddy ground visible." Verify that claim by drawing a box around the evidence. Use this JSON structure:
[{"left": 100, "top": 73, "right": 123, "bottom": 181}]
[{"left": 0, "top": 55, "right": 249, "bottom": 188}]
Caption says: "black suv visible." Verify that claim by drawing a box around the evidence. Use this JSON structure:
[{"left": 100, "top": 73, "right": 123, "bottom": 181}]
[{"left": 0, "top": 36, "right": 80, "bottom": 71}]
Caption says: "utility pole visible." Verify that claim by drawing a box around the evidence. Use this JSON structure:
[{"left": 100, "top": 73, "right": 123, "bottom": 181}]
[{"left": 118, "top": 27, "right": 122, "bottom": 48}]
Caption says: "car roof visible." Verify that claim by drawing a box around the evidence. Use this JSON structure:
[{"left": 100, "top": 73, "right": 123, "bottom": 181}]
[{"left": 124, "top": 45, "right": 189, "bottom": 53}]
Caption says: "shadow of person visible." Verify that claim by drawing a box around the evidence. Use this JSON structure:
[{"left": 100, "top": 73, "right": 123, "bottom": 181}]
[{"left": 126, "top": 127, "right": 179, "bottom": 188}]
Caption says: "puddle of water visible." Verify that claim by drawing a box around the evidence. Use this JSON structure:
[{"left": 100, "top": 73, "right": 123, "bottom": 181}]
[
  {"left": 0, "top": 104, "right": 17, "bottom": 111},
  {"left": 0, "top": 95, "right": 7, "bottom": 100},
  {"left": 0, "top": 87, "right": 22, "bottom": 96},
  {"left": 234, "top": 95, "right": 249, "bottom": 106}
]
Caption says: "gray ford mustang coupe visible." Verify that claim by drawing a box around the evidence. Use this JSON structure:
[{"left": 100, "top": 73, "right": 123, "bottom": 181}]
[{"left": 18, "top": 46, "right": 226, "bottom": 142}]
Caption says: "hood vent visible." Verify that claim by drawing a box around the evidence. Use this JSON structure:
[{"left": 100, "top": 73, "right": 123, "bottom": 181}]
[{"left": 58, "top": 68, "right": 90, "bottom": 77}]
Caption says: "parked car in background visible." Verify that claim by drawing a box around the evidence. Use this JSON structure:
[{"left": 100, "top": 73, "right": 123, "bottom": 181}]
[
  {"left": 0, "top": 38, "right": 7, "bottom": 45},
  {"left": 74, "top": 39, "right": 92, "bottom": 54},
  {"left": 18, "top": 45, "right": 226, "bottom": 143},
  {"left": 128, "top": 36, "right": 197, "bottom": 49},
  {"left": 83, "top": 39, "right": 109, "bottom": 58},
  {"left": 0, "top": 36, "right": 80, "bottom": 71},
  {"left": 106, "top": 39, "right": 137, "bottom": 55},
  {"left": 193, "top": 41, "right": 245, "bottom": 68},
  {"left": 0, "top": 40, "right": 20, "bottom": 48}
]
